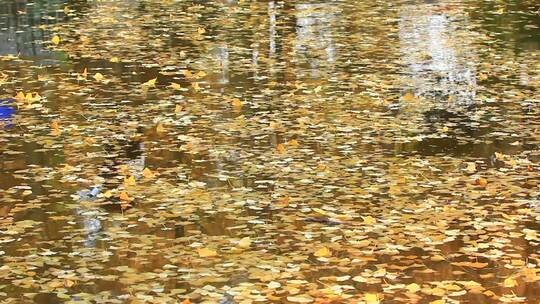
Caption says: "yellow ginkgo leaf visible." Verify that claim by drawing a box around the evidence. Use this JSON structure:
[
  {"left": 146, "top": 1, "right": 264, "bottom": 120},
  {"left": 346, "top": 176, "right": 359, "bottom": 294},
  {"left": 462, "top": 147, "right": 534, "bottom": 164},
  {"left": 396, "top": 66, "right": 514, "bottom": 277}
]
[
  {"left": 197, "top": 247, "right": 217, "bottom": 258},
  {"left": 288, "top": 139, "right": 299, "bottom": 147},
  {"left": 109, "top": 56, "right": 119, "bottom": 63},
  {"left": 142, "top": 168, "right": 155, "bottom": 179},
  {"left": 124, "top": 175, "right": 136, "bottom": 187},
  {"left": 51, "top": 35, "right": 60, "bottom": 45},
  {"left": 276, "top": 143, "right": 286, "bottom": 154},
  {"left": 406, "top": 283, "right": 421, "bottom": 293},
  {"left": 238, "top": 237, "right": 251, "bottom": 249},
  {"left": 175, "top": 104, "right": 183, "bottom": 113},
  {"left": 142, "top": 78, "right": 157, "bottom": 87},
  {"left": 119, "top": 191, "right": 131, "bottom": 201},
  {"left": 156, "top": 123, "right": 165, "bottom": 133},
  {"left": 169, "top": 82, "right": 181, "bottom": 90},
  {"left": 50, "top": 124, "right": 61, "bottom": 136},
  {"left": 195, "top": 71, "right": 206, "bottom": 78},
  {"left": 503, "top": 277, "right": 517, "bottom": 288},
  {"left": 15, "top": 92, "right": 25, "bottom": 101},
  {"left": 197, "top": 27, "right": 206, "bottom": 34},
  {"left": 314, "top": 247, "right": 331, "bottom": 257},
  {"left": 363, "top": 216, "right": 376, "bottom": 225},
  {"left": 93, "top": 73, "right": 104, "bottom": 82},
  {"left": 231, "top": 98, "right": 242, "bottom": 108},
  {"left": 403, "top": 92, "right": 415, "bottom": 102},
  {"left": 364, "top": 293, "right": 379, "bottom": 304}
]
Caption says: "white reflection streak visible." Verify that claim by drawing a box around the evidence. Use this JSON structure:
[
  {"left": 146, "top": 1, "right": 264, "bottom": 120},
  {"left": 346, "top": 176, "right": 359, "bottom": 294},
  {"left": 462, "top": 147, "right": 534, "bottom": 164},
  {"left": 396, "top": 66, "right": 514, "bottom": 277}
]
[
  {"left": 399, "top": 6, "right": 476, "bottom": 104},
  {"left": 295, "top": 3, "right": 336, "bottom": 74},
  {"left": 269, "top": 1, "right": 276, "bottom": 57}
]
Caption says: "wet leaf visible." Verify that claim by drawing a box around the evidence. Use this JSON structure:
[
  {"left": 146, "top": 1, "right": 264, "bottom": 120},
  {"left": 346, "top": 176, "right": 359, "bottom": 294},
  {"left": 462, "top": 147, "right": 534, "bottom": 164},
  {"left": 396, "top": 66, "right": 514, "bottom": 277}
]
[
  {"left": 314, "top": 247, "right": 331, "bottom": 257},
  {"left": 197, "top": 248, "right": 218, "bottom": 258}
]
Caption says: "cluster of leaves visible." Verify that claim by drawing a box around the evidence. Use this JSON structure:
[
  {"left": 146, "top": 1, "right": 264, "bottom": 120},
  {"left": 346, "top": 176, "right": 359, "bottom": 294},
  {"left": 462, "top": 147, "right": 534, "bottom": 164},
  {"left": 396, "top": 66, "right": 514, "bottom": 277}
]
[{"left": 0, "top": 0, "right": 539, "bottom": 303}]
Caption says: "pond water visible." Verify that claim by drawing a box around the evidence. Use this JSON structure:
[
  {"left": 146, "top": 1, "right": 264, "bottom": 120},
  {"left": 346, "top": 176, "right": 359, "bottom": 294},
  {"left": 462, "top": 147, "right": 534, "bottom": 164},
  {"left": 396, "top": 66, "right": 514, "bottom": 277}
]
[{"left": 0, "top": 0, "right": 539, "bottom": 303}]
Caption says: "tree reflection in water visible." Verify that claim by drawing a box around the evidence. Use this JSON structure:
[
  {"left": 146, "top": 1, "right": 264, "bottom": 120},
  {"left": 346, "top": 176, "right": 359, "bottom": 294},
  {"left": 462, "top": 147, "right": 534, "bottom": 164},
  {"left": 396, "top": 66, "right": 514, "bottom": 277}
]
[{"left": 399, "top": 4, "right": 477, "bottom": 106}]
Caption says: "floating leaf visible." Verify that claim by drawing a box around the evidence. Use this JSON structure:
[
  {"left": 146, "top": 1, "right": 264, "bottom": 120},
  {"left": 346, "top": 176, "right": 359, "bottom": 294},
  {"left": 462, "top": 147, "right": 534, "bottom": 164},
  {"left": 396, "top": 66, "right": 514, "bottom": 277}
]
[
  {"left": 364, "top": 293, "right": 379, "bottom": 304},
  {"left": 51, "top": 35, "right": 60, "bottom": 45},
  {"left": 93, "top": 73, "right": 104, "bottom": 82},
  {"left": 197, "top": 248, "right": 218, "bottom": 258},
  {"left": 142, "top": 78, "right": 157, "bottom": 87},
  {"left": 119, "top": 191, "right": 131, "bottom": 201},
  {"left": 238, "top": 237, "right": 251, "bottom": 249},
  {"left": 503, "top": 277, "right": 517, "bottom": 288},
  {"left": 142, "top": 168, "right": 155, "bottom": 179},
  {"left": 169, "top": 82, "right": 181, "bottom": 90},
  {"left": 314, "top": 247, "right": 331, "bottom": 257}
]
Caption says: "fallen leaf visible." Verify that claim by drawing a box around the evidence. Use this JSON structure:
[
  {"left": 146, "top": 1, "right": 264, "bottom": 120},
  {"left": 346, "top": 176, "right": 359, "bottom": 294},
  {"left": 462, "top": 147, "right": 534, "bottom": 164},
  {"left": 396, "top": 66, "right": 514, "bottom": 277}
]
[
  {"left": 169, "top": 82, "right": 181, "bottom": 90},
  {"left": 93, "top": 73, "right": 104, "bottom": 82},
  {"left": 238, "top": 237, "right": 251, "bottom": 249},
  {"left": 403, "top": 92, "right": 415, "bottom": 101},
  {"left": 314, "top": 247, "right": 331, "bottom": 257},
  {"left": 503, "top": 277, "right": 517, "bottom": 288},
  {"left": 119, "top": 191, "right": 131, "bottom": 201},
  {"left": 364, "top": 293, "right": 379, "bottom": 304},
  {"left": 142, "top": 78, "right": 157, "bottom": 87},
  {"left": 406, "top": 283, "right": 421, "bottom": 293},
  {"left": 197, "top": 248, "right": 218, "bottom": 258},
  {"left": 142, "top": 168, "right": 155, "bottom": 179}
]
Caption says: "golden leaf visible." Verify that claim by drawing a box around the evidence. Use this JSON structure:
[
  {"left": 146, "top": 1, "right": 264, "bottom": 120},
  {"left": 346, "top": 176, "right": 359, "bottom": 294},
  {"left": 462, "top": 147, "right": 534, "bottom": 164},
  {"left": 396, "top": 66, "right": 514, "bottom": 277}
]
[
  {"left": 119, "top": 191, "right": 131, "bottom": 201},
  {"left": 276, "top": 143, "right": 286, "bottom": 154},
  {"left": 466, "top": 162, "right": 476, "bottom": 173},
  {"left": 51, "top": 35, "right": 60, "bottom": 45},
  {"left": 402, "top": 92, "right": 415, "bottom": 102},
  {"left": 314, "top": 247, "right": 331, "bottom": 257},
  {"left": 288, "top": 139, "right": 299, "bottom": 147},
  {"left": 231, "top": 98, "right": 242, "bottom": 108},
  {"left": 15, "top": 92, "right": 25, "bottom": 101},
  {"left": 406, "top": 283, "right": 421, "bottom": 293},
  {"left": 143, "top": 78, "right": 157, "bottom": 87},
  {"left": 124, "top": 175, "right": 136, "bottom": 187},
  {"left": 169, "top": 82, "right": 181, "bottom": 90},
  {"left": 287, "top": 296, "right": 313, "bottom": 303},
  {"left": 93, "top": 73, "right": 104, "bottom": 82},
  {"left": 109, "top": 56, "right": 119, "bottom": 63},
  {"left": 238, "top": 237, "right": 251, "bottom": 249},
  {"left": 503, "top": 277, "right": 517, "bottom": 288},
  {"left": 364, "top": 293, "right": 379, "bottom": 304},
  {"left": 64, "top": 279, "right": 75, "bottom": 287},
  {"left": 175, "top": 104, "right": 183, "bottom": 113},
  {"left": 118, "top": 164, "right": 129, "bottom": 175},
  {"left": 472, "top": 177, "right": 488, "bottom": 187},
  {"left": 142, "top": 168, "right": 155, "bottom": 179},
  {"left": 197, "top": 247, "right": 217, "bottom": 258},
  {"left": 50, "top": 121, "right": 61, "bottom": 136},
  {"left": 362, "top": 215, "right": 376, "bottom": 225},
  {"left": 156, "top": 123, "right": 165, "bottom": 133}
]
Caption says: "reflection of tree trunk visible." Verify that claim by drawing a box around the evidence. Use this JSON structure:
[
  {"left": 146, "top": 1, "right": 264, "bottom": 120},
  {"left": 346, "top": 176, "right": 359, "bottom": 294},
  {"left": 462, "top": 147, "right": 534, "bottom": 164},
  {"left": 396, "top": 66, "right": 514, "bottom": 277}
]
[
  {"left": 281, "top": 1, "right": 297, "bottom": 85},
  {"left": 398, "top": 5, "right": 476, "bottom": 105}
]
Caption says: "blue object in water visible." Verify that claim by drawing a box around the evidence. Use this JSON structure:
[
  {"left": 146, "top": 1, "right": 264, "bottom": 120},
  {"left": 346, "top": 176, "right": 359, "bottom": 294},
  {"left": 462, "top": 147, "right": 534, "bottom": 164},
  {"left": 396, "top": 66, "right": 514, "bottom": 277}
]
[{"left": 0, "top": 98, "right": 15, "bottom": 128}]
